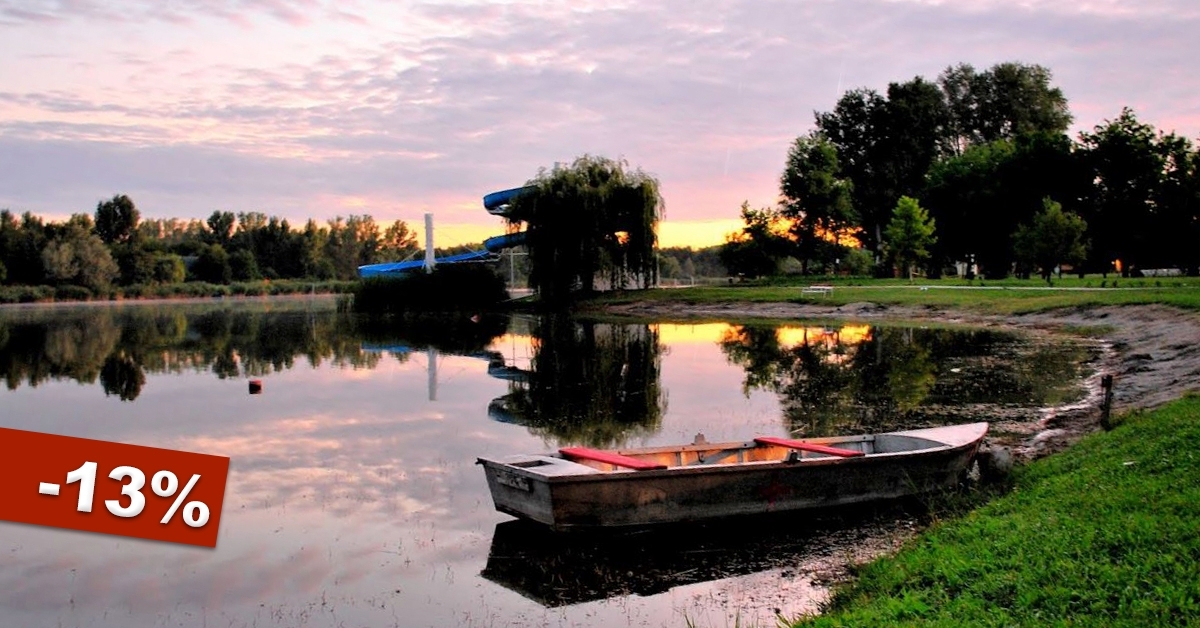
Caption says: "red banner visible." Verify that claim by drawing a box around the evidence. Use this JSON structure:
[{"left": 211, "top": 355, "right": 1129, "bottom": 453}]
[{"left": 0, "top": 427, "right": 229, "bottom": 548}]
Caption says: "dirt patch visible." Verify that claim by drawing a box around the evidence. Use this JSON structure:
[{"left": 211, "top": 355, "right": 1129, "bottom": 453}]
[{"left": 606, "top": 301, "right": 1200, "bottom": 460}]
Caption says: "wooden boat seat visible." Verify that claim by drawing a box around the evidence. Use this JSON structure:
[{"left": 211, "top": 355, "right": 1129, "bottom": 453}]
[
  {"left": 692, "top": 448, "right": 743, "bottom": 465},
  {"left": 754, "top": 437, "right": 865, "bottom": 458},
  {"left": 559, "top": 447, "right": 667, "bottom": 470}
]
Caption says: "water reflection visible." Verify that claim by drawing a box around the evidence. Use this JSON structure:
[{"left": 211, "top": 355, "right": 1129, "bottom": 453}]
[
  {"left": 720, "top": 323, "right": 1089, "bottom": 436},
  {"left": 0, "top": 303, "right": 1094, "bottom": 627},
  {"left": 0, "top": 305, "right": 512, "bottom": 401},
  {"left": 358, "top": 312, "right": 511, "bottom": 356},
  {"left": 482, "top": 504, "right": 919, "bottom": 609},
  {"left": 491, "top": 315, "right": 667, "bottom": 448}
]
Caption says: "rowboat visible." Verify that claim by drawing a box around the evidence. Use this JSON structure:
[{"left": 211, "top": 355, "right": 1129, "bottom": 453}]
[{"left": 477, "top": 423, "right": 987, "bottom": 529}]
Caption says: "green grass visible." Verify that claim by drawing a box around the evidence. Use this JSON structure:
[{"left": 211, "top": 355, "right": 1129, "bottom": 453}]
[
  {"left": 791, "top": 396, "right": 1200, "bottom": 627},
  {"left": 591, "top": 276, "right": 1200, "bottom": 315}
]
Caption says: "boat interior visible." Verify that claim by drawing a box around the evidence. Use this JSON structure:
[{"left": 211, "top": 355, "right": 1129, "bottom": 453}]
[{"left": 494, "top": 433, "right": 945, "bottom": 475}]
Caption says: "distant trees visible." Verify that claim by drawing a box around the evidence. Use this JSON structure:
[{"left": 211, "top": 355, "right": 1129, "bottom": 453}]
[
  {"left": 748, "top": 60, "right": 1200, "bottom": 279},
  {"left": 379, "top": 220, "right": 419, "bottom": 264},
  {"left": 658, "top": 246, "right": 725, "bottom": 281},
  {"left": 719, "top": 60, "right": 1083, "bottom": 279},
  {"left": 812, "top": 62, "right": 1072, "bottom": 259},
  {"left": 324, "top": 215, "right": 383, "bottom": 280},
  {"left": 206, "top": 211, "right": 235, "bottom": 248},
  {"left": 0, "top": 196, "right": 424, "bottom": 294},
  {"left": 719, "top": 202, "right": 793, "bottom": 278}
]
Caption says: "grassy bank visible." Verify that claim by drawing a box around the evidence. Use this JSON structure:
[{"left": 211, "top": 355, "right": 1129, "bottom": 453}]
[
  {"left": 793, "top": 396, "right": 1200, "bottom": 627},
  {"left": 594, "top": 275, "right": 1200, "bottom": 314}
]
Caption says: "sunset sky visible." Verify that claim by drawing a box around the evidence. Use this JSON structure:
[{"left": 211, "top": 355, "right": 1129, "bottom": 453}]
[{"left": 1, "top": 0, "right": 1197, "bottom": 249}]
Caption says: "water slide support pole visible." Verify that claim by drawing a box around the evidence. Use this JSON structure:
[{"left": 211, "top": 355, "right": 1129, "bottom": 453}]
[{"left": 424, "top": 213, "right": 436, "bottom": 274}]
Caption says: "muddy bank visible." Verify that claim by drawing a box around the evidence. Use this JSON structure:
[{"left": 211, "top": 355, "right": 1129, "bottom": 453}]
[{"left": 606, "top": 301, "right": 1200, "bottom": 459}]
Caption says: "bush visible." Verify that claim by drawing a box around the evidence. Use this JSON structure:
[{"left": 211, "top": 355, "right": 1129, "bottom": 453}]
[
  {"left": 841, "top": 248, "right": 876, "bottom": 276},
  {"left": 352, "top": 264, "right": 509, "bottom": 315},
  {"left": 192, "top": 244, "right": 232, "bottom": 284},
  {"left": 153, "top": 254, "right": 186, "bottom": 284},
  {"left": 0, "top": 285, "right": 53, "bottom": 303},
  {"left": 54, "top": 285, "right": 94, "bottom": 301},
  {"left": 122, "top": 284, "right": 151, "bottom": 299},
  {"left": 229, "top": 249, "right": 261, "bottom": 281},
  {"left": 116, "top": 246, "right": 157, "bottom": 286}
]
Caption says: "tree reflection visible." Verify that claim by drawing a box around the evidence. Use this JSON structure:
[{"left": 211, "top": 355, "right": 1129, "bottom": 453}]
[
  {"left": 0, "top": 304, "right": 512, "bottom": 401},
  {"left": 357, "top": 312, "right": 510, "bottom": 356},
  {"left": 721, "top": 323, "right": 1087, "bottom": 436},
  {"left": 99, "top": 353, "right": 145, "bottom": 401},
  {"left": 497, "top": 316, "right": 666, "bottom": 447}
]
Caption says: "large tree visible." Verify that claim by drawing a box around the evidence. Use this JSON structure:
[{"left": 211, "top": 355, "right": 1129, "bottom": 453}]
[
  {"left": 878, "top": 77, "right": 953, "bottom": 201},
  {"left": 1012, "top": 198, "right": 1089, "bottom": 283},
  {"left": 815, "top": 78, "right": 949, "bottom": 254},
  {"left": 939, "top": 62, "right": 1072, "bottom": 151},
  {"left": 205, "top": 211, "right": 235, "bottom": 248},
  {"left": 1079, "top": 108, "right": 1194, "bottom": 275},
  {"left": 779, "top": 134, "right": 857, "bottom": 273},
  {"left": 1157, "top": 136, "right": 1200, "bottom": 275},
  {"left": 815, "top": 88, "right": 891, "bottom": 252},
  {"left": 507, "top": 155, "right": 663, "bottom": 304},
  {"left": 94, "top": 194, "right": 141, "bottom": 245}
]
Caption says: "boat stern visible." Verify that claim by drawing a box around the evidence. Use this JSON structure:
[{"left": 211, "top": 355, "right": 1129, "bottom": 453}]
[{"left": 477, "top": 454, "right": 601, "bottom": 526}]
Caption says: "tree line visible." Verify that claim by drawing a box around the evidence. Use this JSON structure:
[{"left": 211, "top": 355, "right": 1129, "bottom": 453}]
[
  {"left": 0, "top": 195, "right": 422, "bottom": 294},
  {"left": 723, "top": 62, "right": 1200, "bottom": 279}
]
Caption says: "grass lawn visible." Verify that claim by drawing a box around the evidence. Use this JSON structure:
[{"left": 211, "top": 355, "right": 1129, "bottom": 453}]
[
  {"left": 791, "top": 396, "right": 1200, "bottom": 627},
  {"left": 594, "top": 275, "right": 1200, "bottom": 314}
]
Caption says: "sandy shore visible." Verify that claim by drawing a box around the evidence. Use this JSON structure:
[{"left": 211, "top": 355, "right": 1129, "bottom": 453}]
[{"left": 606, "top": 301, "right": 1200, "bottom": 459}]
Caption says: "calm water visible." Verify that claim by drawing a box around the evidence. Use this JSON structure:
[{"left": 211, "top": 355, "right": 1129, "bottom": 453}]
[{"left": 0, "top": 299, "right": 1088, "bottom": 627}]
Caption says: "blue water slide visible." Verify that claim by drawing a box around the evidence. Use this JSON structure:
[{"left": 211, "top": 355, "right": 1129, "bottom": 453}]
[
  {"left": 483, "top": 186, "right": 536, "bottom": 216},
  {"left": 483, "top": 231, "right": 527, "bottom": 252},
  {"left": 357, "top": 187, "right": 532, "bottom": 278},
  {"left": 358, "top": 248, "right": 497, "bottom": 277}
]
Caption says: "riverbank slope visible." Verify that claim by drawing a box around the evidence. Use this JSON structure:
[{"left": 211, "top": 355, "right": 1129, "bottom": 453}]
[{"left": 792, "top": 394, "right": 1200, "bottom": 627}]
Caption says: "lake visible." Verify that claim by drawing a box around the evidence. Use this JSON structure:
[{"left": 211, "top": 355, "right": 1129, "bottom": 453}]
[{"left": 0, "top": 298, "right": 1090, "bottom": 627}]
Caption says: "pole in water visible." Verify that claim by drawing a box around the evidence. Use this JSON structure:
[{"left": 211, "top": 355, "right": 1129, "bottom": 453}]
[
  {"left": 427, "top": 347, "right": 437, "bottom": 401},
  {"left": 424, "top": 213, "right": 436, "bottom": 274}
]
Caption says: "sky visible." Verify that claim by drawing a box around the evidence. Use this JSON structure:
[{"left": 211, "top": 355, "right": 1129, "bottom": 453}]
[{"left": 1, "top": 0, "right": 1197, "bottom": 249}]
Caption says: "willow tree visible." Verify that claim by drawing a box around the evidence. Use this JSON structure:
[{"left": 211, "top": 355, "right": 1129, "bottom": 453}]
[{"left": 507, "top": 155, "right": 664, "bottom": 304}]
